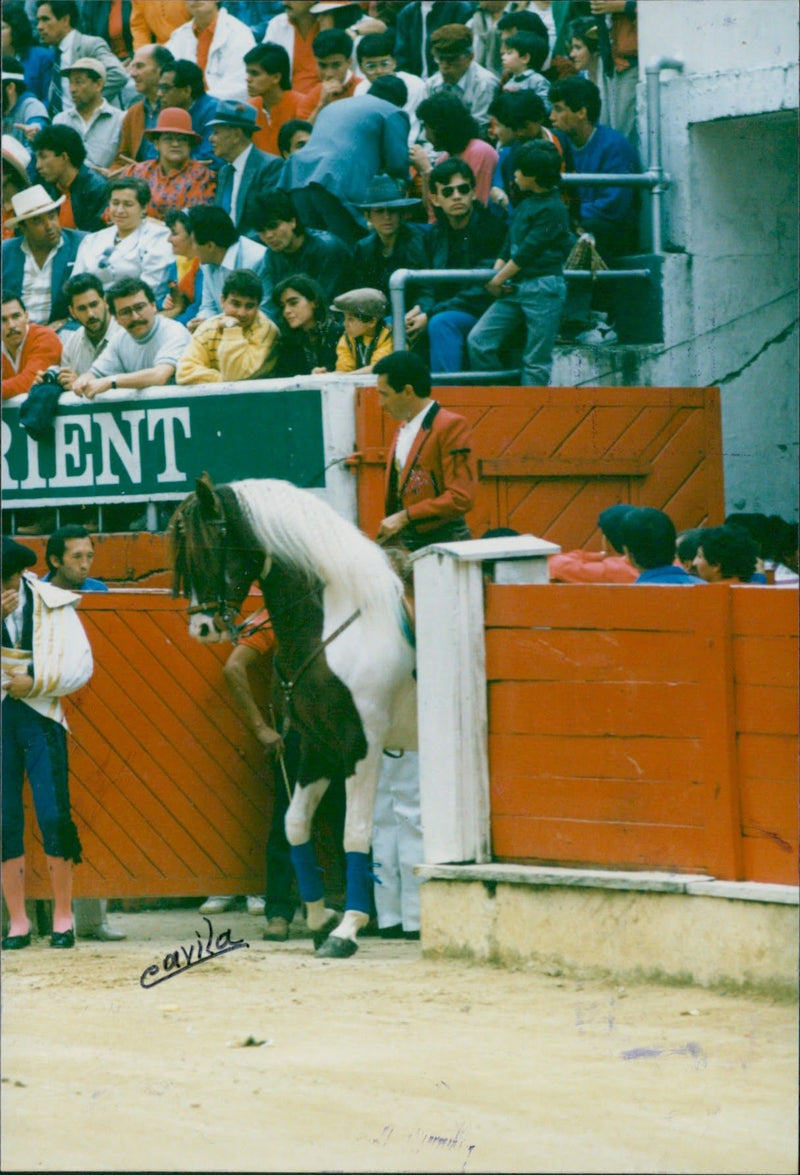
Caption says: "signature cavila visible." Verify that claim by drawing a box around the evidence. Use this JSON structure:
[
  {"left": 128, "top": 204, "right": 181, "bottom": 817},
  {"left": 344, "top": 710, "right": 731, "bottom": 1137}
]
[{"left": 140, "top": 917, "right": 249, "bottom": 989}]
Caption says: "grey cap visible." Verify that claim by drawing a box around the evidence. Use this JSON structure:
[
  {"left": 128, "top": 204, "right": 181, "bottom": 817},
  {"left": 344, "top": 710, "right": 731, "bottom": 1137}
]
[{"left": 332, "top": 288, "right": 388, "bottom": 320}]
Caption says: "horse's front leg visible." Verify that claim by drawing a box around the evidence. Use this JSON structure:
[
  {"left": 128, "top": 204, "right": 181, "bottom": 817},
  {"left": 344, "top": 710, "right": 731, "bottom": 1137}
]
[
  {"left": 284, "top": 779, "right": 340, "bottom": 947},
  {"left": 315, "top": 744, "right": 384, "bottom": 959}
]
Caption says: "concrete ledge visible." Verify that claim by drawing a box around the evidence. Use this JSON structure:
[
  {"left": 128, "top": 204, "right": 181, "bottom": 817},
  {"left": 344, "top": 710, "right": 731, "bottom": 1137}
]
[{"left": 416, "top": 866, "right": 798, "bottom": 996}]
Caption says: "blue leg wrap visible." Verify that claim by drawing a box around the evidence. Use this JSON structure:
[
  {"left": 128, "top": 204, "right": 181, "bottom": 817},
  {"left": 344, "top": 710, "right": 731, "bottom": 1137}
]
[
  {"left": 290, "top": 841, "right": 324, "bottom": 903},
  {"left": 346, "top": 851, "right": 373, "bottom": 915}
]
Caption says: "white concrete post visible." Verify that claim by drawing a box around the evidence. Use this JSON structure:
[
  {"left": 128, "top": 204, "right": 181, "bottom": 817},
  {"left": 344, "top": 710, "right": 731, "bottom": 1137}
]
[{"left": 411, "top": 536, "right": 560, "bottom": 864}]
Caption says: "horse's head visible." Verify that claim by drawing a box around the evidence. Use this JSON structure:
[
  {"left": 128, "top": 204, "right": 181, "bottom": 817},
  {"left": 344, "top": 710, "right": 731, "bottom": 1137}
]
[{"left": 171, "top": 474, "right": 266, "bottom": 644}]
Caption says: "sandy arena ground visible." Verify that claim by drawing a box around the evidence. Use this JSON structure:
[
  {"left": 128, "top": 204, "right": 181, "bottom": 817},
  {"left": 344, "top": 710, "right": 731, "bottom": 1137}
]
[{"left": 1, "top": 908, "right": 797, "bottom": 1174}]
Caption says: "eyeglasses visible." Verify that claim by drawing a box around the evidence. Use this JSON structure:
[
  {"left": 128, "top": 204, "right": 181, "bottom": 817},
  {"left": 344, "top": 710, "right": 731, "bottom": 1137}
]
[
  {"left": 439, "top": 182, "right": 472, "bottom": 198},
  {"left": 362, "top": 58, "right": 394, "bottom": 73},
  {"left": 115, "top": 301, "right": 150, "bottom": 319}
]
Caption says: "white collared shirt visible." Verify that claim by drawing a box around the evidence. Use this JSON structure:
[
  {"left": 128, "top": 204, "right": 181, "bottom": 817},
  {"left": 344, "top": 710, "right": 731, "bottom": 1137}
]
[
  {"left": 395, "top": 401, "right": 434, "bottom": 472},
  {"left": 53, "top": 98, "right": 124, "bottom": 169},
  {"left": 21, "top": 237, "right": 63, "bottom": 324},
  {"left": 230, "top": 143, "right": 253, "bottom": 224}
]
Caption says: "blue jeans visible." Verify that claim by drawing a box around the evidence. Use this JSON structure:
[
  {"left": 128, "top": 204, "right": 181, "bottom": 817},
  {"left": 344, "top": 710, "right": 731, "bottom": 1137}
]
[
  {"left": 467, "top": 275, "right": 567, "bottom": 386},
  {"left": 428, "top": 310, "right": 478, "bottom": 374}
]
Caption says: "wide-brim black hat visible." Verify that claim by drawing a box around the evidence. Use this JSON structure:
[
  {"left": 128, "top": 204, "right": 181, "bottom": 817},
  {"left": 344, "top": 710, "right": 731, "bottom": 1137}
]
[
  {"left": 355, "top": 174, "right": 420, "bottom": 210},
  {"left": 2, "top": 535, "right": 37, "bottom": 578}
]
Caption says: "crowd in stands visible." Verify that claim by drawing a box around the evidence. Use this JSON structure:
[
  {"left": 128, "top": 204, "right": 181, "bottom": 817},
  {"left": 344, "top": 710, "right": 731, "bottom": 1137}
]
[{"left": 2, "top": 0, "right": 649, "bottom": 433}]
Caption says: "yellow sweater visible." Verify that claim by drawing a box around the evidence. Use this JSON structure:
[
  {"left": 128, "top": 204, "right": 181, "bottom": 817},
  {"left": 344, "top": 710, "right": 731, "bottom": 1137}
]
[
  {"left": 176, "top": 311, "right": 280, "bottom": 385},
  {"left": 335, "top": 325, "right": 393, "bottom": 373}
]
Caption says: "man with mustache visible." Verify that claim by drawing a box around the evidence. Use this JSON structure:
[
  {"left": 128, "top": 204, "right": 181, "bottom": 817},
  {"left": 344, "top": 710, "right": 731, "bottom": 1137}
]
[
  {"left": 1, "top": 184, "right": 85, "bottom": 330},
  {"left": 1, "top": 292, "right": 62, "bottom": 400}
]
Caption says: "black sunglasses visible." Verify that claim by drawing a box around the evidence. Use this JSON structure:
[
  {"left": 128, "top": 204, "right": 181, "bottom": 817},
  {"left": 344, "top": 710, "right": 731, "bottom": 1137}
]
[{"left": 439, "top": 182, "right": 472, "bottom": 198}]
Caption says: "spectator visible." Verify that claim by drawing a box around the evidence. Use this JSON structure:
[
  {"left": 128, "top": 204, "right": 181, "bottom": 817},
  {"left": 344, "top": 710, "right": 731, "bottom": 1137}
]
[
  {"left": 1, "top": 536, "right": 92, "bottom": 952},
  {"left": 161, "top": 208, "right": 203, "bottom": 323},
  {"left": 2, "top": 54, "right": 49, "bottom": 148},
  {"left": 188, "top": 204, "right": 270, "bottom": 321},
  {"left": 297, "top": 28, "right": 360, "bottom": 123},
  {"left": 425, "top": 23, "right": 499, "bottom": 138},
  {"left": 413, "top": 90, "right": 498, "bottom": 212},
  {"left": 55, "top": 57, "right": 123, "bottom": 170},
  {"left": 331, "top": 287, "right": 392, "bottom": 374},
  {"left": 251, "top": 189, "right": 350, "bottom": 311},
  {"left": 393, "top": 0, "right": 473, "bottom": 81},
  {"left": 489, "top": 90, "right": 567, "bottom": 213},
  {"left": 129, "top": 106, "right": 216, "bottom": 221},
  {"left": 496, "top": 8, "right": 551, "bottom": 59},
  {"left": 590, "top": 0, "right": 638, "bottom": 146},
  {"left": 244, "top": 42, "right": 301, "bottom": 158},
  {"left": 675, "top": 527, "right": 704, "bottom": 573},
  {"left": 56, "top": 272, "right": 125, "bottom": 387},
  {"left": 2, "top": 134, "right": 33, "bottom": 241},
  {"left": 500, "top": 31, "right": 551, "bottom": 105},
  {"left": 40, "top": 523, "right": 127, "bottom": 943},
  {"left": 691, "top": 525, "right": 760, "bottom": 584},
  {"left": 71, "top": 276, "right": 191, "bottom": 399},
  {"left": 725, "top": 513, "right": 799, "bottom": 585},
  {"left": 1, "top": 1, "right": 53, "bottom": 103},
  {"left": 71, "top": 176, "right": 173, "bottom": 305},
  {"left": 35, "top": 0, "right": 128, "bottom": 116},
  {"left": 210, "top": 100, "right": 283, "bottom": 238},
  {"left": 165, "top": 0, "right": 255, "bottom": 103},
  {"left": 155, "top": 59, "right": 219, "bottom": 166},
  {"left": 261, "top": 1, "right": 322, "bottom": 99},
  {"left": 354, "top": 31, "right": 426, "bottom": 149},
  {"left": 548, "top": 75, "right": 640, "bottom": 257},
  {"left": 33, "top": 124, "right": 109, "bottom": 232},
  {"left": 620, "top": 507, "right": 703, "bottom": 584},
  {"left": 281, "top": 80, "right": 410, "bottom": 247},
  {"left": 276, "top": 116, "right": 311, "bottom": 157},
  {"left": 351, "top": 173, "right": 426, "bottom": 302},
  {"left": 1, "top": 291, "right": 61, "bottom": 398},
  {"left": 568, "top": 16, "right": 603, "bottom": 87},
  {"left": 468, "top": 140, "right": 573, "bottom": 386},
  {"left": 468, "top": 0, "right": 511, "bottom": 78},
  {"left": 225, "top": 2, "right": 283, "bottom": 44},
  {"left": 2, "top": 184, "right": 84, "bottom": 328},
  {"left": 112, "top": 44, "right": 176, "bottom": 169},
  {"left": 78, "top": 1, "right": 133, "bottom": 63},
  {"left": 176, "top": 267, "right": 279, "bottom": 384},
  {"left": 548, "top": 503, "right": 638, "bottom": 583},
  {"left": 130, "top": 1, "right": 189, "bottom": 51},
  {"left": 404, "top": 157, "right": 506, "bottom": 373},
  {"left": 272, "top": 273, "right": 339, "bottom": 376},
  {"left": 310, "top": 1, "right": 369, "bottom": 34}
]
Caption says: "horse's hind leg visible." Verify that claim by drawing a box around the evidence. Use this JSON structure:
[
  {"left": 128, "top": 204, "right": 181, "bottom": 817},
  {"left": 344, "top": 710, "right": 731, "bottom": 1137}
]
[{"left": 284, "top": 778, "right": 339, "bottom": 944}]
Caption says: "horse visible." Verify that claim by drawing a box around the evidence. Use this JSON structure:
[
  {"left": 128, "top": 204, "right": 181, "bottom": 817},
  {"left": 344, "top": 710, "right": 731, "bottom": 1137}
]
[{"left": 171, "top": 475, "right": 417, "bottom": 958}]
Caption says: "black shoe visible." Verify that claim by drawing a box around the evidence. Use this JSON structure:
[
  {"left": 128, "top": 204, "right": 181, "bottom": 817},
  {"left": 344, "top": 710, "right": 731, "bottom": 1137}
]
[
  {"left": 379, "top": 923, "right": 403, "bottom": 939},
  {"left": 402, "top": 929, "right": 420, "bottom": 940},
  {"left": 50, "top": 928, "right": 75, "bottom": 949},
  {"left": 2, "top": 931, "right": 32, "bottom": 950}
]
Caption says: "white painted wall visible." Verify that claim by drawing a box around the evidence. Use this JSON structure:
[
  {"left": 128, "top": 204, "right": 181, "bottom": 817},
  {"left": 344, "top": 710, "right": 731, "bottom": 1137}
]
[{"left": 638, "top": 0, "right": 797, "bottom": 76}]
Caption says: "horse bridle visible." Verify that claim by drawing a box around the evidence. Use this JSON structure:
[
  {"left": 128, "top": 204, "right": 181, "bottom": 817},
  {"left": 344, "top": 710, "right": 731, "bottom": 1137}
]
[{"left": 185, "top": 511, "right": 243, "bottom": 640}]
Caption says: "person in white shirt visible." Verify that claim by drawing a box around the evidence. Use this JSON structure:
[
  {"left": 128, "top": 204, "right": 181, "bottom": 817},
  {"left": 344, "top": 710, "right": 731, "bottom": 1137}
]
[
  {"left": 187, "top": 204, "right": 271, "bottom": 323},
  {"left": 166, "top": 0, "right": 255, "bottom": 103},
  {"left": 71, "top": 176, "right": 174, "bottom": 307},
  {"left": 71, "top": 276, "right": 191, "bottom": 399},
  {"left": 54, "top": 57, "right": 123, "bottom": 170}
]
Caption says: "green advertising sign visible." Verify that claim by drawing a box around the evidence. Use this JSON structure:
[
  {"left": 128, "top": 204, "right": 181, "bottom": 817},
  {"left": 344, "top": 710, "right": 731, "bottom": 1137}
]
[{"left": 2, "top": 387, "right": 326, "bottom": 506}]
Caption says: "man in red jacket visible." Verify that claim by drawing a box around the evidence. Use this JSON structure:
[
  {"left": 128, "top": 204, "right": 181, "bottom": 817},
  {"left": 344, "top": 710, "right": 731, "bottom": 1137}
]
[
  {"left": 1, "top": 294, "right": 62, "bottom": 400},
  {"left": 374, "top": 350, "right": 476, "bottom": 551}
]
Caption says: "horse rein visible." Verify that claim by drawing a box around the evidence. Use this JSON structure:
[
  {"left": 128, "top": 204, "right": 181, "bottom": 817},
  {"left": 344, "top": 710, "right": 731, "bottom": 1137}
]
[{"left": 274, "top": 607, "right": 362, "bottom": 735}]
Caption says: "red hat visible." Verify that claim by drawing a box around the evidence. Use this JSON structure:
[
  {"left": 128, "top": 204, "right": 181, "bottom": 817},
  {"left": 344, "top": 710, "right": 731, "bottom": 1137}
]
[{"left": 144, "top": 107, "right": 201, "bottom": 143}]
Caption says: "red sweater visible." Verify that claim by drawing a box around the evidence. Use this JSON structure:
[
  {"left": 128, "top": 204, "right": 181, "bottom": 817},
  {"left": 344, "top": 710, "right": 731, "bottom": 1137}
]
[
  {"left": 2, "top": 323, "right": 63, "bottom": 399},
  {"left": 548, "top": 549, "right": 637, "bottom": 584}
]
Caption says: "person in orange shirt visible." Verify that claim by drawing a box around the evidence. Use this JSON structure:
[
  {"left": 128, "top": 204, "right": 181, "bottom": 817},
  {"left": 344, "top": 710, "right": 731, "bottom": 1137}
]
[
  {"left": 296, "top": 28, "right": 360, "bottom": 124},
  {"left": 130, "top": 0, "right": 189, "bottom": 50},
  {"left": 1, "top": 293, "right": 62, "bottom": 400},
  {"left": 548, "top": 504, "right": 639, "bottom": 584},
  {"left": 244, "top": 43, "right": 301, "bottom": 158}
]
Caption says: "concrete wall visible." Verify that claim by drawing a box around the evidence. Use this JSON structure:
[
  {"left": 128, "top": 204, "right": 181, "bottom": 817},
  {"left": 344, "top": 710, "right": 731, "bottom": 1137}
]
[{"left": 637, "top": 1, "right": 798, "bottom": 77}]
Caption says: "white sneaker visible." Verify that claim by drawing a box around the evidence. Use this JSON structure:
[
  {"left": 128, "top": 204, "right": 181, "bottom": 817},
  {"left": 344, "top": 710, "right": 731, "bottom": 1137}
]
[
  {"left": 199, "top": 896, "right": 235, "bottom": 914},
  {"left": 246, "top": 896, "right": 266, "bottom": 916}
]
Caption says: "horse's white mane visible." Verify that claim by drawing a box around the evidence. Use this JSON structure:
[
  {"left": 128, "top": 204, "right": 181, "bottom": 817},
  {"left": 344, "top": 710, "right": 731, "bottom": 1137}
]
[{"left": 232, "top": 479, "right": 404, "bottom": 616}]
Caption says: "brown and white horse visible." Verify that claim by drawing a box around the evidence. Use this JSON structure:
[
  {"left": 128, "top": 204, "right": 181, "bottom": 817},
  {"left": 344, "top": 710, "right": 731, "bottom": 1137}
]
[{"left": 171, "top": 475, "right": 417, "bottom": 957}]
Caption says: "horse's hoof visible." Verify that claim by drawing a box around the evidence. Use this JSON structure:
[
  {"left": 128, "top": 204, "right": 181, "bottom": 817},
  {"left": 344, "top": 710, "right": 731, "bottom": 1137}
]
[
  {"left": 315, "top": 935, "right": 358, "bottom": 959},
  {"left": 311, "top": 913, "right": 341, "bottom": 950}
]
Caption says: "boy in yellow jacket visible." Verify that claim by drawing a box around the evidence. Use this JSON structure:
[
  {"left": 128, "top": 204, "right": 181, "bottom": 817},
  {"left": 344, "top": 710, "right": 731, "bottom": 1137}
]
[{"left": 333, "top": 288, "right": 393, "bottom": 374}]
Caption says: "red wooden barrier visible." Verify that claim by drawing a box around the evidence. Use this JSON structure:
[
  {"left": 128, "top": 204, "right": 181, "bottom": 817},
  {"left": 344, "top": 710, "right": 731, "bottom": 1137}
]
[{"left": 485, "top": 583, "right": 798, "bottom": 884}]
